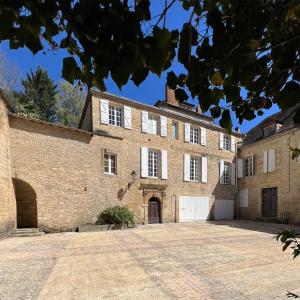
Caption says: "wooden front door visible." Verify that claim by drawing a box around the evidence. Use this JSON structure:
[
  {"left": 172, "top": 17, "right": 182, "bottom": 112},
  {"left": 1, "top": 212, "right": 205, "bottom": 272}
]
[
  {"left": 262, "top": 187, "right": 278, "bottom": 218},
  {"left": 148, "top": 198, "right": 161, "bottom": 224}
]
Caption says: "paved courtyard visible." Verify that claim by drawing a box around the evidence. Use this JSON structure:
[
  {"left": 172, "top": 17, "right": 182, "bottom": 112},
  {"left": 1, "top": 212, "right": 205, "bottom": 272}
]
[{"left": 0, "top": 221, "right": 300, "bottom": 299}]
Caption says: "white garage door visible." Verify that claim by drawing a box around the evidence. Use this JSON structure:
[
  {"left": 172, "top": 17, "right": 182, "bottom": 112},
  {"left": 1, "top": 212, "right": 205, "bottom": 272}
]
[
  {"left": 179, "top": 196, "right": 210, "bottom": 222},
  {"left": 214, "top": 199, "right": 234, "bottom": 220}
]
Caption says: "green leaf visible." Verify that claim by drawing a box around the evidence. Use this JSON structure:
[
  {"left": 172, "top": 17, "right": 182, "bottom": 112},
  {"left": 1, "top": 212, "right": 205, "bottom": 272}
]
[
  {"left": 277, "top": 81, "right": 300, "bottom": 110},
  {"left": 210, "top": 106, "right": 221, "bottom": 118},
  {"left": 167, "top": 71, "right": 178, "bottom": 90},
  {"left": 62, "top": 57, "right": 80, "bottom": 84},
  {"left": 175, "top": 88, "right": 188, "bottom": 102},
  {"left": 219, "top": 109, "right": 232, "bottom": 133},
  {"left": 210, "top": 71, "right": 224, "bottom": 86},
  {"left": 293, "top": 108, "right": 300, "bottom": 125},
  {"left": 131, "top": 67, "right": 149, "bottom": 86}
]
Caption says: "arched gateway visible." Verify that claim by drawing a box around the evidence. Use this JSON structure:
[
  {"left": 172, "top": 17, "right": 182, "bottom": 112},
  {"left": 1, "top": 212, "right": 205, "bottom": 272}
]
[{"left": 13, "top": 179, "right": 38, "bottom": 228}]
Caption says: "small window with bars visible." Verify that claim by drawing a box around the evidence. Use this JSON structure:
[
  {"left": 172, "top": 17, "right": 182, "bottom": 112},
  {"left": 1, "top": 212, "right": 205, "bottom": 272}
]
[
  {"left": 109, "top": 104, "right": 123, "bottom": 127},
  {"left": 148, "top": 150, "right": 159, "bottom": 177},
  {"left": 104, "top": 153, "right": 117, "bottom": 175},
  {"left": 190, "top": 156, "right": 200, "bottom": 181},
  {"left": 190, "top": 126, "right": 199, "bottom": 144}
]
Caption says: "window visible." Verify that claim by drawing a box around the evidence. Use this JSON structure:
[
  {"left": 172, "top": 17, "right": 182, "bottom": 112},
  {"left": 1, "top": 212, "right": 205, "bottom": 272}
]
[
  {"left": 172, "top": 121, "right": 178, "bottom": 139},
  {"left": 223, "top": 162, "right": 231, "bottom": 184},
  {"left": 190, "top": 126, "right": 199, "bottom": 144},
  {"left": 104, "top": 153, "right": 117, "bottom": 175},
  {"left": 190, "top": 156, "right": 200, "bottom": 181},
  {"left": 147, "top": 115, "right": 159, "bottom": 135},
  {"left": 148, "top": 150, "right": 159, "bottom": 177},
  {"left": 109, "top": 104, "right": 123, "bottom": 127},
  {"left": 223, "top": 135, "right": 230, "bottom": 150},
  {"left": 263, "top": 124, "right": 276, "bottom": 137},
  {"left": 244, "top": 157, "right": 254, "bottom": 176}
]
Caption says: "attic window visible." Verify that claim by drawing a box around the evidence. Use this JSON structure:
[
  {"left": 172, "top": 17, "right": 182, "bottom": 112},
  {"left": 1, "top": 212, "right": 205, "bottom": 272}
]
[{"left": 263, "top": 124, "right": 276, "bottom": 137}]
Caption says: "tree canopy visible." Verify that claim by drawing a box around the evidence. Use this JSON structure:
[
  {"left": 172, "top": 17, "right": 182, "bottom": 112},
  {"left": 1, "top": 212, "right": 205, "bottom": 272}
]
[{"left": 0, "top": 0, "right": 299, "bottom": 131}]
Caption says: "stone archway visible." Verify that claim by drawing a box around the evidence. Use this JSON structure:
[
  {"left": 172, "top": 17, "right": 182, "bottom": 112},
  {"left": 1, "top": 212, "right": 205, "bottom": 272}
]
[
  {"left": 13, "top": 179, "right": 38, "bottom": 228},
  {"left": 148, "top": 197, "right": 161, "bottom": 224}
]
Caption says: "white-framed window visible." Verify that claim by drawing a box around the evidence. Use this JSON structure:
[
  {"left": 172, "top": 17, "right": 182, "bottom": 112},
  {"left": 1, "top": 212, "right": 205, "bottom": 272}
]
[
  {"left": 190, "top": 156, "right": 200, "bottom": 181},
  {"left": 148, "top": 150, "right": 159, "bottom": 177},
  {"left": 190, "top": 126, "right": 199, "bottom": 144},
  {"left": 244, "top": 157, "right": 254, "bottom": 176},
  {"left": 223, "top": 135, "right": 230, "bottom": 150},
  {"left": 223, "top": 162, "right": 231, "bottom": 184},
  {"left": 147, "top": 115, "right": 159, "bottom": 135},
  {"left": 109, "top": 104, "right": 123, "bottom": 127},
  {"left": 172, "top": 121, "right": 178, "bottom": 139},
  {"left": 104, "top": 153, "right": 117, "bottom": 175}
]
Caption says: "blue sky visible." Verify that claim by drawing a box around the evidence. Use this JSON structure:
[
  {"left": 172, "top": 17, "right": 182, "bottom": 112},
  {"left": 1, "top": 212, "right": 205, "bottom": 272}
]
[{"left": 0, "top": 1, "right": 279, "bottom": 133}]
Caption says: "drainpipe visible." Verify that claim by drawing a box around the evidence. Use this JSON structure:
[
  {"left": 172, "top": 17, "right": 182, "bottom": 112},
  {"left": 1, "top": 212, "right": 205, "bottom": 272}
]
[
  {"left": 288, "top": 130, "right": 296, "bottom": 193},
  {"left": 235, "top": 141, "right": 243, "bottom": 219}
]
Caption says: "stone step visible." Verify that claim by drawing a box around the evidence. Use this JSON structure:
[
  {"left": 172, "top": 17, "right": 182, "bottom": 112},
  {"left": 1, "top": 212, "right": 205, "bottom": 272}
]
[
  {"left": 11, "top": 228, "right": 40, "bottom": 233},
  {"left": 10, "top": 228, "right": 45, "bottom": 237},
  {"left": 10, "top": 232, "right": 45, "bottom": 237}
]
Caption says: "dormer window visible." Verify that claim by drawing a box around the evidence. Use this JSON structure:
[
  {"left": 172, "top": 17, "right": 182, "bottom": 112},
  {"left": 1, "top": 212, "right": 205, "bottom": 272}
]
[{"left": 263, "top": 124, "right": 276, "bottom": 138}]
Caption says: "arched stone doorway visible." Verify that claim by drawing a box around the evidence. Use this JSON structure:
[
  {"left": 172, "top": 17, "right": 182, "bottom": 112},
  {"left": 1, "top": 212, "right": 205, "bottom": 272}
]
[
  {"left": 148, "top": 197, "right": 161, "bottom": 224},
  {"left": 13, "top": 179, "right": 38, "bottom": 228}
]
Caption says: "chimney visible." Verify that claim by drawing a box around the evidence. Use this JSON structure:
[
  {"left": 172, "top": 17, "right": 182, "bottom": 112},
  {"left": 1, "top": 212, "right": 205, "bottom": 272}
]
[
  {"left": 165, "top": 85, "right": 179, "bottom": 107},
  {"left": 196, "top": 104, "right": 202, "bottom": 114}
]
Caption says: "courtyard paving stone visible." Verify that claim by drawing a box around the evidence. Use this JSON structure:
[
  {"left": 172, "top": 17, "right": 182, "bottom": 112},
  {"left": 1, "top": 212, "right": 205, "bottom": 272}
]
[{"left": 0, "top": 221, "right": 299, "bottom": 299}]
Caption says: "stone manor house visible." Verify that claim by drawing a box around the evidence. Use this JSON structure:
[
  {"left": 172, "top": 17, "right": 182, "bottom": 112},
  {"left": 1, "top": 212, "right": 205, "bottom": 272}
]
[{"left": 0, "top": 87, "right": 299, "bottom": 236}]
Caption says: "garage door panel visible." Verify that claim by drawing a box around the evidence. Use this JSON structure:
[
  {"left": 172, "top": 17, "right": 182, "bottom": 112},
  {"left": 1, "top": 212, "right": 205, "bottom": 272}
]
[
  {"left": 214, "top": 199, "right": 234, "bottom": 220},
  {"left": 179, "top": 196, "right": 209, "bottom": 222}
]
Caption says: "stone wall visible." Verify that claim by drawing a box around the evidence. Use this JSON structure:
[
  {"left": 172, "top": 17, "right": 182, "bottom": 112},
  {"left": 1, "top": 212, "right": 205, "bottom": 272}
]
[
  {"left": 0, "top": 97, "right": 15, "bottom": 236},
  {"left": 9, "top": 117, "right": 122, "bottom": 231},
  {"left": 238, "top": 128, "right": 300, "bottom": 224}
]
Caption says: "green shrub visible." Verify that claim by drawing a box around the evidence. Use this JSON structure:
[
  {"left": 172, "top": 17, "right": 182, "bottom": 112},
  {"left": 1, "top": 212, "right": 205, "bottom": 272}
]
[{"left": 98, "top": 206, "right": 135, "bottom": 227}]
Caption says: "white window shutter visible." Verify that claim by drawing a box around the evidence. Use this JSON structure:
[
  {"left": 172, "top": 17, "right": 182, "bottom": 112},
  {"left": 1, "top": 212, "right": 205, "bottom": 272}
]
[
  {"left": 219, "top": 133, "right": 224, "bottom": 149},
  {"left": 263, "top": 150, "right": 268, "bottom": 173},
  {"left": 141, "top": 147, "right": 148, "bottom": 177},
  {"left": 239, "top": 189, "right": 249, "bottom": 208},
  {"left": 200, "top": 127, "right": 206, "bottom": 146},
  {"left": 231, "top": 163, "right": 236, "bottom": 185},
  {"left": 161, "top": 150, "right": 168, "bottom": 179},
  {"left": 219, "top": 160, "right": 224, "bottom": 184},
  {"left": 231, "top": 136, "right": 236, "bottom": 152},
  {"left": 160, "top": 116, "right": 167, "bottom": 137},
  {"left": 237, "top": 158, "right": 243, "bottom": 178},
  {"left": 141, "top": 111, "right": 148, "bottom": 133},
  {"left": 184, "top": 123, "right": 191, "bottom": 142},
  {"left": 201, "top": 156, "right": 208, "bottom": 183},
  {"left": 268, "top": 149, "right": 276, "bottom": 172},
  {"left": 100, "top": 99, "right": 109, "bottom": 124},
  {"left": 184, "top": 154, "right": 190, "bottom": 181},
  {"left": 123, "top": 106, "right": 132, "bottom": 129}
]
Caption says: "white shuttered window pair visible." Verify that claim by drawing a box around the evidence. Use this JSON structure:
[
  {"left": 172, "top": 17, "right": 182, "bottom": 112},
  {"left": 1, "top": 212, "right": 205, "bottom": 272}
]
[
  {"left": 219, "top": 133, "right": 235, "bottom": 152},
  {"left": 184, "top": 123, "right": 206, "bottom": 146},
  {"left": 140, "top": 147, "right": 168, "bottom": 179},
  {"left": 100, "top": 99, "right": 131, "bottom": 129},
  {"left": 141, "top": 111, "right": 167, "bottom": 137},
  {"left": 220, "top": 160, "right": 235, "bottom": 185},
  {"left": 184, "top": 154, "right": 207, "bottom": 183}
]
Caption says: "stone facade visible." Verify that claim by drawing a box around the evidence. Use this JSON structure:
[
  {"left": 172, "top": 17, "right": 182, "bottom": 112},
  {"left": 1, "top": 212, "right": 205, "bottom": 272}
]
[
  {"left": 0, "top": 89, "right": 242, "bottom": 233},
  {"left": 0, "top": 94, "right": 16, "bottom": 237},
  {"left": 238, "top": 128, "right": 300, "bottom": 224}
]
